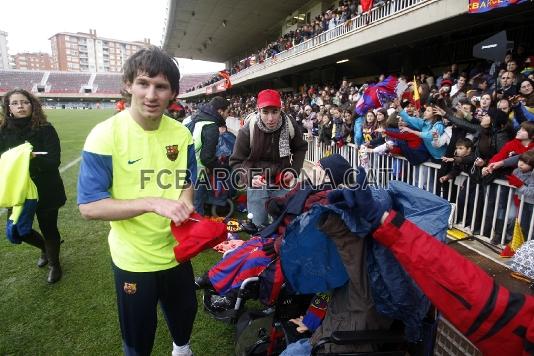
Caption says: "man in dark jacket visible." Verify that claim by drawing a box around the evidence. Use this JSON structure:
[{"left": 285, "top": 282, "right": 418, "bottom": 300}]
[
  {"left": 188, "top": 96, "right": 230, "bottom": 214},
  {"left": 230, "top": 89, "right": 308, "bottom": 227}
]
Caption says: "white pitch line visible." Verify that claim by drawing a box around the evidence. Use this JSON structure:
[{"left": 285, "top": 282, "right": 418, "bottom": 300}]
[
  {"left": 0, "top": 156, "right": 82, "bottom": 217},
  {"left": 59, "top": 156, "right": 82, "bottom": 173}
]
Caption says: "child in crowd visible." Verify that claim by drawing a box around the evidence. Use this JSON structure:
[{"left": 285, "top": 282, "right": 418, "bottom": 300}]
[
  {"left": 485, "top": 121, "right": 534, "bottom": 172},
  {"left": 362, "top": 110, "right": 378, "bottom": 145},
  {"left": 506, "top": 150, "right": 534, "bottom": 238},
  {"left": 438, "top": 138, "right": 478, "bottom": 225},
  {"left": 330, "top": 106, "right": 344, "bottom": 144},
  {"left": 375, "top": 108, "right": 388, "bottom": 134},
  {"left": 341, "top": 110, "right": 354, "bottom": 143},
  {"left": 438, "top": 138, "right": 476, "bottom": 184},
  {"left": 318, "top": 114, "right": 333, "bottom": 146}
]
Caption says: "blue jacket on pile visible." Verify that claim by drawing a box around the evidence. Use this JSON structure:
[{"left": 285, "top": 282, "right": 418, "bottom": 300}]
[{"left": 281, "top": 181, "right": 451, "bottom": 342}]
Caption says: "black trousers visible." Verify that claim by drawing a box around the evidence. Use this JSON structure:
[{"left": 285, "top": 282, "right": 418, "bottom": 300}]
[
  {"left": 6, "top": 206, "right": 61, "bottom": 242},
  {"left": 35, "top": 207, "right": 61, "bottom": 242},
  {"left": 112, "top": 261, "right": 197, "bottom": 356}
]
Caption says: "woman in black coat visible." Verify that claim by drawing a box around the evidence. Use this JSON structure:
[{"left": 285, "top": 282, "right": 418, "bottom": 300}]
[{"left": 0, "top": 89, "right": 66, "bottom": 283}]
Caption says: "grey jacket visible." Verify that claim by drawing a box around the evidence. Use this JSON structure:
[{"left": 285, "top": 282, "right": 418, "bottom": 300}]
[{"left": 513, "top": 167, "right": 534, "bottom": 204}]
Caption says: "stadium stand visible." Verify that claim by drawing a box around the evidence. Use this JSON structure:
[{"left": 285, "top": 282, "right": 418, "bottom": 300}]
[
  {"left": 0, "top": 70, "right": 219, "bottom": 98},
  {"left": 47, "top": 72, "right": 91, "bottom": 93},
  {"left": 0, "top": 70, "right": 44, "bottom": 93},
  {"left": 178, "top": 73, "right": 216, "bottom": 94},
  {"left": 93, "top": 73, "right": 122, "bottom": 94}
]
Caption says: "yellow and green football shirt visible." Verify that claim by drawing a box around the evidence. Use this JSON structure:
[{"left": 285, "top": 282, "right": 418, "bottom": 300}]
[{"left": 77, "top": 110, "right": 196, "bottom": 272}]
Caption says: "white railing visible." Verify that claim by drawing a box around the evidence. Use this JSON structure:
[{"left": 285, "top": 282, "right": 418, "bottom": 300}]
[
  {"left": 181, "top": 0, "right": 433, "bottom": 97},
  {"left": 230, "top": 0, "right": 431, "bottom": 82},
  {"left": 304, "top": 135, "right": 534, "bottom": 246}
]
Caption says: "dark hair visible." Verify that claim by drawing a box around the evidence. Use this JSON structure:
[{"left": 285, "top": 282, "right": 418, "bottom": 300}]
[
  {"left": 425, "top": 103, "right": 443, "bottom": 123},
  {"left": 520, "top": 121, "right": 534, "bottom": 139},
  {"left": 376, "top": 108, "right": 388, "bottom": 119},
  {"left": 517, "top": 79, "right": 534, "bottom": 106},
  {"left": 121, "top": 46, "right": 180, "bottom": 100},
  {"left": 473, "top": 76, "right": 488, "bottom": 88},
  {"left": 488, "top": 108, "right": 508, "bottom": 127},
  {"left": 461, "top": 102, "right": 474, "bottom": 113},
  {"left": 0, "top": 88, "right": 48, "bottom": 129},
  {"left": 518, "top": 78, "right": 534, "bottom": 90},
  {"left": 455, "top": 137, "right": 473, "bottom": 149},
  {"left": 518, "top": 150, "right": 534, "bottom": 167},
  {"left": 209, "top": 96, "right": 230, "bottom": 111}
]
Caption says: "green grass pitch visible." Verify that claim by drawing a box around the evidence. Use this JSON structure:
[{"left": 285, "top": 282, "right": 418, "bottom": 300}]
[{"left": 0, "top": 109, "right": 235, "bottom": 356}]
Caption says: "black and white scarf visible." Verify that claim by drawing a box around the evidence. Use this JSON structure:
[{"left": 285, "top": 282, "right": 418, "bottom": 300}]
[{"left": 256, "top": 113, "right": 291, "bottom": 158}]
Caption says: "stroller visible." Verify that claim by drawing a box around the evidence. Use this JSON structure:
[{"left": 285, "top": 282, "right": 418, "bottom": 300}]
[
  {"left": 199, "top": 181, "right": 451, "bottom": 355},
  {"left": 202, "top": 256, "right": 316, "bottom": 355},
  {"left": 200, "top": 230, "right": 415, "bottom": 356},
  {"left": 206, "top": 130, "right": 237, "bottom": 219}
]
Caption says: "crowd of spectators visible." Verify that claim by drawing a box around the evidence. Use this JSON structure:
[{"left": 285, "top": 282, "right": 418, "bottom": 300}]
[
  {"left": 185, "top": 0, "right": 390, "bottom": 93},
  {"left": 185, "top": 46, "right": 534, "bottom": 243}
]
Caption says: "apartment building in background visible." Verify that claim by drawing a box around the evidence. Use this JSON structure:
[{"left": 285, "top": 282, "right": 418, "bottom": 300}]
[
  {"left": 11, "top": 52, "right": 53, "bottom": 70},
  {"left": 0, "top": 30, "right": 9, "bottom": 69},
  {"left": 49, "top": 29, "right": 150, "bottom": 72}
]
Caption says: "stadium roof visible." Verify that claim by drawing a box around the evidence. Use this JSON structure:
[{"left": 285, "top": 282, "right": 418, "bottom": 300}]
[{"left": 162, "top": 0, "right": 311, "bottom": 63}]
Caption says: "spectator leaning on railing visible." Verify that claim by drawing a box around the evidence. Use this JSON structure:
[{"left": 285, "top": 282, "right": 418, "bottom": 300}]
[{"left": 393, "top": 99, "right": 446, "bottom": 162}]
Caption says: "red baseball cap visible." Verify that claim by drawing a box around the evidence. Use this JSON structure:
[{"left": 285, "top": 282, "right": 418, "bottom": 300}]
[
  {"left": 257, "top": 89, "right": 281, "bottom": 108},
  {"left": 168, "top": 102, "right": 183, "bottom": 112},
  {"left": 440, "top": 79, "right": 453, "bottom": 87}
]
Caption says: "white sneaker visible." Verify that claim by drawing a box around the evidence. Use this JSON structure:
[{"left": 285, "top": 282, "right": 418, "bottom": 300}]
[{"left": 172, "top": 342, "right": 193, "bottom": 356}]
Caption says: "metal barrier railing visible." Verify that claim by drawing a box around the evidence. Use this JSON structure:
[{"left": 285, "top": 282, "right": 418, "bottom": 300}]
[
  {"left": 225, "top": 113, "right": 533, "bottom": 246},
  {"left": 304, "top": 134, "right": 534, "bottom": 246}
]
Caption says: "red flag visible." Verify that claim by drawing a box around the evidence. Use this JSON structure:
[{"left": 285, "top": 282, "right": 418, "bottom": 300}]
[
  {"left": 218, "top": 70, "right": 232, "bottom": 89},
  {"left": 361, "top": 0, "right": 373, "bottom": 12}
]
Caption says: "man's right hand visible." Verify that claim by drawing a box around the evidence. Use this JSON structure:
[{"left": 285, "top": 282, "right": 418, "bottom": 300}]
[{"left": 149, "top": 198, "right": 194, "bottom": 225}]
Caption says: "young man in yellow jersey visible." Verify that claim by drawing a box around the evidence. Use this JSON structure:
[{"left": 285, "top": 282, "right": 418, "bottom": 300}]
[{"left": 77, "top": 47, "right": 197, "bottom": 356}]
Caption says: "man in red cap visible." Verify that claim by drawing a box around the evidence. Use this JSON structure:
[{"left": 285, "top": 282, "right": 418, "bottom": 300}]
[{"left": 230, "top": 89, "right": 308, "bottom": 227}]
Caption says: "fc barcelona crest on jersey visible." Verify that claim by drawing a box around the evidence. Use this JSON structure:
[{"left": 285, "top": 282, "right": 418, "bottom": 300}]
[
  {"left": 166, "top": 145, "right": 179, "bottom": 161},
  {"left": 123, "top": 282, "right": 137, "bottom": 295}
]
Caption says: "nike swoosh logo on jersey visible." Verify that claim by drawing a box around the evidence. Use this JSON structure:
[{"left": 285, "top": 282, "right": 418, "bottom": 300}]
[{"left": 128, "top": 158, "right": 142, "bottom": 164}]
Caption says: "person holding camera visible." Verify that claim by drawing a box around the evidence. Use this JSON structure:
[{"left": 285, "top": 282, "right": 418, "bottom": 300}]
[{"left": 472, "top": 93, "right": 493, "bottom": 122}]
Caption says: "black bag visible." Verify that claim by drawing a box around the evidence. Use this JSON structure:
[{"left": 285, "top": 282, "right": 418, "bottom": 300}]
[{"left": 235, "top": 310, "right": 274, "bottom": 356}]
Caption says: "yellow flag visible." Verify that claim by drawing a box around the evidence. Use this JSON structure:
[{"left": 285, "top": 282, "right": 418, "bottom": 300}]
[
  {"left": 413, "top": 76, "right": 421, "bottom": 110},
  {"left": 500, "top": 218, "right": 525, "bottom": 258},
  {"left": 511, "top": 218, "right": 525, "bottom": 251}
]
